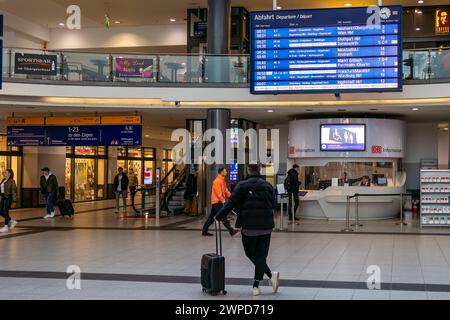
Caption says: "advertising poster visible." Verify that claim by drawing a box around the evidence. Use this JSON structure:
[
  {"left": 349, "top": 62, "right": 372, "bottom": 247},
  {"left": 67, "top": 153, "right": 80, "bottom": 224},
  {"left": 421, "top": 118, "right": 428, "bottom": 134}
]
[
  {"left": 436, "top": 9, "right": 449, "bottom": 35},
  {"left": 115, "top": 58, "right": 154, "bottom": 78},
  {"left": 144, "top": 168, "right": 153, "bottom": 185},
  {"left": 7, "top": 126, "right": 46, "bottom": 146},
  {"left": 14, "top": 53, "right": 58, "bottom": 76}
]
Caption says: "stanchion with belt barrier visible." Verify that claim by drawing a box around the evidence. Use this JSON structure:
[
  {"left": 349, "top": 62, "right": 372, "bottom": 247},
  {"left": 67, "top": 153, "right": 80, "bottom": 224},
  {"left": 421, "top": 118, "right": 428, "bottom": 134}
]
[
  {"left": 351, "top": 194, "right": 363, "bottom": 228},
  {"left": 341, "top": 195, "right": 354, "bottom": 232},
  {"left": 288, "top": 193, "right": 300, "bottom": 226},
  {"left": 276, "top": 194, "right": 289, "bottom": 231}
]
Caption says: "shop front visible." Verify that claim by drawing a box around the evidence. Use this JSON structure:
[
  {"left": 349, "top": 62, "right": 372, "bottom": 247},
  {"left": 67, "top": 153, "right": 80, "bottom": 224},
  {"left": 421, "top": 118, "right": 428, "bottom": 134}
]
[
  {"left": 65, "top": 146, "right": 108, "bottom": 202},
  {"left": 0, "top": 135, "right": 22, "bottom": 208},
  {"left": 117, "top": 147, "right": 156, "bottom": 187}
]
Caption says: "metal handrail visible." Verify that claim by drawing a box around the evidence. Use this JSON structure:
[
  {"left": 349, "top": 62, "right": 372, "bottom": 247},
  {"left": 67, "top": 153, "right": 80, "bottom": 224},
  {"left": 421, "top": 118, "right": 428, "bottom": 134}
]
[
  {"left": 342, "top": 192, "right": 413, "bottom": 232},
  {"left": 131, "top": 185, "right": 156, "bottom": 214}
]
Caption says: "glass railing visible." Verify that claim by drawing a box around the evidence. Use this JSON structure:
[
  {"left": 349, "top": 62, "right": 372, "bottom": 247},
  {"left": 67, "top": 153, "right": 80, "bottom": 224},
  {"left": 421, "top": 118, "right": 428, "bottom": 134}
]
[{"left": 2, "top": 47, "right": 450, "bottom": 85}]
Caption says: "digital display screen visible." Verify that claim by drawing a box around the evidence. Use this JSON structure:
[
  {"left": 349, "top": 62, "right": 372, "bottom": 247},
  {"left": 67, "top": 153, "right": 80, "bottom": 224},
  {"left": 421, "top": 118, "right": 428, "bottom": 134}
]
[
  {"left": 230, "top": 162, "right": 238, "bottom": 182},
  {"left": 250, "top": 6, "right": 402, "bottom": 94},
  {"left": 320, "top": 124, "right": 365, "bottom": 151}
]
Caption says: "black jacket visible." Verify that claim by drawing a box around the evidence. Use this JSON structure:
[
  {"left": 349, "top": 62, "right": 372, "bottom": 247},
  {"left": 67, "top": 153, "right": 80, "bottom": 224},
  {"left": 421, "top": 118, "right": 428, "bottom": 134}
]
[
  {"left": 184, "top": 173, "right": 197, "bottom": 200},
  {"left": 113, "top": 173, "right": 129, "bottom": 192},
  {"left": 215, "top": 173, "right": 276, "bottom": 230},
  {"left": 286, "top": 168, "right": 301, "bottom": 193},
  {"left": 40, "top": 174, "right": 59, "bottom": 194}
]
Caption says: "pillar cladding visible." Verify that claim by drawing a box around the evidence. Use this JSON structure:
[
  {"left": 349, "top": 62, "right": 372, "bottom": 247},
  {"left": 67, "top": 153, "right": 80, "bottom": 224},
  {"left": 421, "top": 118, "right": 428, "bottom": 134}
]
[
  {"left": 207, "top": 0, "right": 231, "bottom": 83},
  {"left": 206, "top": 109, "right": 231, "bottom": 213}
]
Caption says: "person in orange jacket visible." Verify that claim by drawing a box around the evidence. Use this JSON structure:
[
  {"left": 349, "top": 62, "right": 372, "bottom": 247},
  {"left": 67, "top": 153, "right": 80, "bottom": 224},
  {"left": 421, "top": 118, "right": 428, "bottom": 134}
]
[{"left": 202, "top": 167, "right": 239, "bottom": 237}]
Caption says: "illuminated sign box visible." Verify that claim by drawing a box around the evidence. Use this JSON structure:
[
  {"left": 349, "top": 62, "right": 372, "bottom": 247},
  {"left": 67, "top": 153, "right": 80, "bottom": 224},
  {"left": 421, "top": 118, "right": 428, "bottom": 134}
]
[{"left": 436, "top": 9, "right": 449, "bottom": 35}]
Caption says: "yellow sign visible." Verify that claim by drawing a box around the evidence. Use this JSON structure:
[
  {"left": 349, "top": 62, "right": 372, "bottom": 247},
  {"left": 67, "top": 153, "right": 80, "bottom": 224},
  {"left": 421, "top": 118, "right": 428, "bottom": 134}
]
[
  {"left": 45, "top": 117, "right": 101, "bottom": 125},
  {"left": 436, "top": 9, "right": 450, "bottom": 35},
  {"left": 6, "top": 117, "right": 45, "bottom": 125},
  {"left": 101, "top": 116, "right": 142, "bottom": 125}
]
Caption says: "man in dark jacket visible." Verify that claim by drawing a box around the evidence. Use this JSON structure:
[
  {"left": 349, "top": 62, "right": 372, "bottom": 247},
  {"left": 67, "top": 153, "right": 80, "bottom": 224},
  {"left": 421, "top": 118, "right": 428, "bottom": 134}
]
[
  {"left": 40, "top": 167, "right": 59, "bottom": 219},
  {"left": 215, "top": 164, "right": 279, "bottom": 296},
  {"left": 286, "top": 164, "right": 301, "bottom": 221},
  {"left": 114, "top": 167, "right": 129, "bottom": 214}
]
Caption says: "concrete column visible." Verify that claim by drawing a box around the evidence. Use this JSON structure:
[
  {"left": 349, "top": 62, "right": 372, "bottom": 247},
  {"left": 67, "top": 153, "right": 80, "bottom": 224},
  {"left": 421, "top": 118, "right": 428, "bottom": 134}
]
[
  {"left": 108, "top": 147, "right": 118, "bottom": 198},
  {"left": 206, "top": 109, "right": 230, "bottom": 212},
  {"left": 438, "top": 125, "right": 450, "bottom": 169}
]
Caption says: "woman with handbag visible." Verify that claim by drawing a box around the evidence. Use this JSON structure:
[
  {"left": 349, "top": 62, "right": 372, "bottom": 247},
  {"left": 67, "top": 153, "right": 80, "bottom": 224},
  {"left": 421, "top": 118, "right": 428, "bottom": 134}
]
[{"left": 0, "top": 169, "right": 18, "bottom": 233}]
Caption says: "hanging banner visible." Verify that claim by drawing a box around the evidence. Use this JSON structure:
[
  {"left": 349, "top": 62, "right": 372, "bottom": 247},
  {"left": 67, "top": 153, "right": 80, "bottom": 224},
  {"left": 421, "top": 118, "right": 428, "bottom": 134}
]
[
  {"left": 7, "top": 126, "right": 46, "bottom": 146},
  {"left": 14, "top": 53, "right": 58, "bottom": 76},
  {"left": 45, "top": 126, "right": 102, "bottom": 146},
  {"left": 436, "top": 9, "right": 450, "bottom": 35},
  {"left": 115, "top": 58, "right": 154, "bottom": 78},
  {"left": 102, "top": 125, "right": 142, "bottom": 146}
]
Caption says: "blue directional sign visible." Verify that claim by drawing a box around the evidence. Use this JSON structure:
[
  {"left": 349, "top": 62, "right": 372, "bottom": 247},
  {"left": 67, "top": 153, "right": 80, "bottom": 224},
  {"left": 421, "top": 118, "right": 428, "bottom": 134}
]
[
  {"left": 101, "top": 125, "right": 142, "bottom": 146},
  {"left": 45, "top": 126, "right": 102, "bottom": 146},
  {"left": 7, "top": 126, "right": 46, "bottom": 146},
  {"left": 250, "top": 6, "right": 403, "bottom": 94}
]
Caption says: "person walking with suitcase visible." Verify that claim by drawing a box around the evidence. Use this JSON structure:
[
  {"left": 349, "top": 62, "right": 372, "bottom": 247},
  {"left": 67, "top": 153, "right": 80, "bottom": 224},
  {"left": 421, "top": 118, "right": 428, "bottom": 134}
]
[
  {"left": 114, "top": 167, "right": 129, "bottom": 214},
  {"left": 0, "top": 169, "right": 18, "bottom": 233},
  {"left": 215, "top": 164, "right": 279, "bottom": 296},
  {"left": 202, "top": 167, "right": 238, "bottom": 237},
  {"left": 40, "top": 167, "right": 59, "bottom": 219}
]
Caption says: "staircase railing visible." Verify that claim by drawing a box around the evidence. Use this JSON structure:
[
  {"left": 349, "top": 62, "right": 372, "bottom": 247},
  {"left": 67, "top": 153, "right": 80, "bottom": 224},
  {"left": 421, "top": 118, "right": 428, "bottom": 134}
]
[{"left": 160, "top": 167, "right": 187, "bottom": 215}]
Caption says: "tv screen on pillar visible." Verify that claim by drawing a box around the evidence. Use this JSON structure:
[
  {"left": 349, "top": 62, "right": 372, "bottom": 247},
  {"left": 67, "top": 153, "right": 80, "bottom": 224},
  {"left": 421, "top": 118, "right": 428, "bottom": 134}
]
[
  {"left": 250, "top": 6, "right": 403, "bottom": 94},
  {"left": 320, "top": 124, "right": 366, "bottom": 151}
]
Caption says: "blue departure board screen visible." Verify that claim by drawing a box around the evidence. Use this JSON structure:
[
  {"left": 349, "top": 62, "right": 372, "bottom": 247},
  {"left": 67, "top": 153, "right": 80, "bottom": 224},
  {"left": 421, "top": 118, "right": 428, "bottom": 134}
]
[{"left": 250, "top": 6, "right": 403, "bottom": 94}]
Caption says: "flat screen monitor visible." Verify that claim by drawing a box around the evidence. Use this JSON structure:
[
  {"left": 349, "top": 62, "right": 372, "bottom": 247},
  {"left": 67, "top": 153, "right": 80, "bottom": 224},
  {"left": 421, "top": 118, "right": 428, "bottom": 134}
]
[
  {"left": 230, "top": 162, "right": 238, "bottom": 182},
  {"left": 250, "top": 6, "right": 403, "bottom": 94},
  {"left": 320, "top": 124, "right": 366, "bottom": 151}
]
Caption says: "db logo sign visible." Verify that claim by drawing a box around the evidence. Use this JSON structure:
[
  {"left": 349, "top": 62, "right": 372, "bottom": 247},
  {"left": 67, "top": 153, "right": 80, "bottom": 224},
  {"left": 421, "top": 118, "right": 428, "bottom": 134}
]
[
  {"left": 289, "top": 146, "right": 295, "bottom": 155},
  {"left": 372, "top": 145, "right": 382, "bottom": 154}
]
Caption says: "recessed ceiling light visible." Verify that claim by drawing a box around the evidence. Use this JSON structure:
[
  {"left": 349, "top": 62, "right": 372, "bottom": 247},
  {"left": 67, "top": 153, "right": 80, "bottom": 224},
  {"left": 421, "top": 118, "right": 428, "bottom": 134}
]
[
  {"left": 170, "top": 18, "right": 176, "bottom": 22},
  {"left": 145, "top": 134, "right": 150, "bottom": 138},
  {"left": 418, "top": 0, "right": 424, "bottom": 3},
  {"left": 267, "top": 110, "right": 274, "bottom": 113},
  {"left": 276, "top": 6, "right": 282, "bottom": 9},
  {"left": 416, "top": 10, "right": 423, "bottom": 14},
  {"left": 59, "top": 22, "right": 65, "bottom": 26},
  {"left": 412, "top": 107, "right": 419, "bottom": 111},
  {"left": 416, "top": 27, "right": 421, "bottom": 31},
  {"left": 345, "top": 3, "right": 352, "bottom": 7},
  {"left": 114, "top": 21, "right": 121, "bottom": 24}
]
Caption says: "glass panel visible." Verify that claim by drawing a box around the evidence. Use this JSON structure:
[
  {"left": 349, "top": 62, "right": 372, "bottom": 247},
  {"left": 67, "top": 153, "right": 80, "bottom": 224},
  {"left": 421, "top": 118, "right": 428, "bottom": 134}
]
[
  {"left": 117, "top": 146, "right": 127, "bottom": 157},
  {"left": 159, "top": 55, "right": 203, "bottom": 83},
  {"left": 204, "top": 55, "right": 248, "bottom": 83},
  {"left": 127, "top": 147, "right": 142, "bottom": 158},
  {"left": 66, "top": 146, "right": 73, "bottom": 155},
  {"left": 143, "top": 148, "right": 155, "bottom": 158},
  {"left": 97, "top": 146, "right": 106, "bottom": 156},
  {"left": 0, "top": 135, "right": 7, "bottom": 151},
  {"left": 11, "top": 49, "right": 61, "bottom": 81},
  {"left": 128, "top": 160, "right": 142, "bottom": 186},
  {"left": 65, "top": 158, "right": 72, "bottom": 200},
  {"left": 112, "top": 54, "right": 157, "bottom": 83},
  {"left": 0, "top": 156, "right": 7, "bottom": 174},
  {"left": 97, "top": 159, "right": 105, "bottom": 199},
  {"left": 429, "top": 48, "right": 450, "bottom": 79},
  {"left": 75, "top": 146, "right": 96, "bottom": 156},
  {"left": 63, "top": 52, "right": 110, "bottom": 81},
  {"left": 117, "top": 160, "right": 126, "bottom": 172},
  {"left": 74, "top": 158, "right": 96, "bottom": 201}
]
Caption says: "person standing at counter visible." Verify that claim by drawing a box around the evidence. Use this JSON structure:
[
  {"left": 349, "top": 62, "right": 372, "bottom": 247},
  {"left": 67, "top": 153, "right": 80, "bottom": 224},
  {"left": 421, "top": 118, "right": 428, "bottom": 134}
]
[
  {"left": 286, "top": 164, "right": 301, "bottom": 221},
  {"left": 360, "top": 176, "right": 371, "bottom": 187}
]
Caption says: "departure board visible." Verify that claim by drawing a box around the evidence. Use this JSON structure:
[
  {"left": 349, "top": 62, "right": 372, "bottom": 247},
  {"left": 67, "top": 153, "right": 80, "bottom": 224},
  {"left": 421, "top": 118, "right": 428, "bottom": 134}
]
[{"left": 250, "top": 6, "right": 403, "bottom": 94}]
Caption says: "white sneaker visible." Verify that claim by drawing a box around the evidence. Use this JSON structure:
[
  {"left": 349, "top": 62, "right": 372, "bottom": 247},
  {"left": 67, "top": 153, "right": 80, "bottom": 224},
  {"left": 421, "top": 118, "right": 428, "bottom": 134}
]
[
  {"left": 8, "top": 220, "right": 17, "bottom": 229},
  {"left": 252, "top": 287, "right": 261, "bottom": 296},
  {"left": 0, "top": 225, "right": 9, "bottom": 233},
  {"left": 270, "top": 272, "right": 280, "bottom": 293},
  {"left": 44, "top": 214, "right": 52, "bottom": 219},
  {"left": 50, "top": 211, "right": 55, "bottom": 218}
]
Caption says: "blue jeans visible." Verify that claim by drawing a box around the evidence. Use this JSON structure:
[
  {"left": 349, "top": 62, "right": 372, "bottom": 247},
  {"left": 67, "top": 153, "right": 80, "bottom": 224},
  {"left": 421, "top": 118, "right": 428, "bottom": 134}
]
[
  {"left": 45, "top": 192, "right": 56, "bottom": 215},
  {"left": 115, "top": 190, "right": 127, "bottom": 212}
]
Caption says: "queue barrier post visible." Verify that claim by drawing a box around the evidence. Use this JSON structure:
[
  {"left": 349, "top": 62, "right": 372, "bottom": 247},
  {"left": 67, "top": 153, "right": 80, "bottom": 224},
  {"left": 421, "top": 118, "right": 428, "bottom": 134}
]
[
  {"left": 351, "top": 194, "right": 363, "bottom": 228},
  {"left": 341, "top": 195, "right": 354, "bottom": 233}
]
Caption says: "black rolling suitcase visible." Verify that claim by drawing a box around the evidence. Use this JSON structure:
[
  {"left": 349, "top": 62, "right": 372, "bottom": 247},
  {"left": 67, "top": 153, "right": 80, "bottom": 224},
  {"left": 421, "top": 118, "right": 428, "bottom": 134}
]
[
  {"left": 58, "top": 198, "right": 75, "bottom": 218},
  {"left": 201, "top": 221, "right": 226, "bottom": 296}
]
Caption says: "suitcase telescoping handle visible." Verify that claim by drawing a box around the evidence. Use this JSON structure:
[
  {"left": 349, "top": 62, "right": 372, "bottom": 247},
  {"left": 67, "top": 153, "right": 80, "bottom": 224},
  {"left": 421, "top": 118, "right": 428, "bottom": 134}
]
[{"left": 214, "top": 220, "right": 222, "bottom": 256}]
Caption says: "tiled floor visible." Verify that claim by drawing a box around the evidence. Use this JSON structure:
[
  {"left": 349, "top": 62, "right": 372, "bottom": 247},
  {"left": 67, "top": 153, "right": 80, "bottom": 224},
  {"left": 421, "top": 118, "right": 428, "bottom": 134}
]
[{"left": 2, "top": 201, "right": 450, "bottom": 299}]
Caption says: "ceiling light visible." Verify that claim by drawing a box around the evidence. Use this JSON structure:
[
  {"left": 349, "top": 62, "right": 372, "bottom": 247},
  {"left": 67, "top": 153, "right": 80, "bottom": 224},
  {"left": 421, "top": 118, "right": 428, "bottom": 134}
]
[
  {"left": 59, "top": 22, "right": 65, "bottom": 26},
  {"left": 114, "top": 21, "right": 121, "bottom": 24},
  {"left": 145, "top": 134, "right": 150, "bottom": 138},
  {"left": 345, "top": 3, "right": 352, "bottom": 7},
  {"left": 276, "top": 6, "right": 282, "bottom": 10},
  {"left": 170, "top": 18, "right": 176, "bottom": 22},
  {"left": 416, "top": 27, "right": 421, "bottom": 31},
  {"left": 267, "top": 110, "right": 274, "bottom": 113},
  {"left": 418, "top": 0, "right": 424, "bottom": 3},
  {"left": 412, "top": 107, "right": 419, "bottom": 111},
  {"left": 416, "top": 10, "right": 423, "bottom": 14}
]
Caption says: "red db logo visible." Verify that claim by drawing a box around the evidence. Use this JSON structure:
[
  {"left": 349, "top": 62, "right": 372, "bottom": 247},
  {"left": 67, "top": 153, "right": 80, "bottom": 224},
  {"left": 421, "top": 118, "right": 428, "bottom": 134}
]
[
  {"left": 372, "top": 145, "right": 382, "bottom": 154},
  {"left": 289, "top": 146, "right": 295, "bottom": 155}
]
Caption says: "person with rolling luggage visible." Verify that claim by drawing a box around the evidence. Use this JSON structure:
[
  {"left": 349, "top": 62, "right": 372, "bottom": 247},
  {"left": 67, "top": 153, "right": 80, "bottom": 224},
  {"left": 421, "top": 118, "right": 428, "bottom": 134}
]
[
  {"left": 57, "top": 195, "right": 75, "bottom": 218},
  {"left": 0, "top": 169, "right": 18, "bottom": 233},
  {"left": 215, "top": 163, "right": 279, "bottom": 296},
  {"left": 40, "top": 167, "right": 59, "bottom": 219}
]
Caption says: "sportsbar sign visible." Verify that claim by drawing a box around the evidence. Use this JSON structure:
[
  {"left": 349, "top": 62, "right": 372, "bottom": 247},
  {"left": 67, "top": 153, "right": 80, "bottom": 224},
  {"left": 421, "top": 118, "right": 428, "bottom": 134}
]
[{"left": 14, "top": 53, "right": 58, "bottom": 76}]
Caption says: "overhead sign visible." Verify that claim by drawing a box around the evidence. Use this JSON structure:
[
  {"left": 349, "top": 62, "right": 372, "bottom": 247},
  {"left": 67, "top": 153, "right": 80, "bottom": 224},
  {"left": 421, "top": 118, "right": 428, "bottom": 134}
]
[
  {"left": 14, "top": 53, "right": 58, "bottom": 76},
  {"left": 436, "top": 9, "right": 449, "bottom": 35},
  {"left": 115, "top": 58, "right": 154, "bottom": 78},
  {"left": 45, "top": 126, "right": 102, "bottom": 146},
  {"left": 250, "top": 6, "right": 403, "bottom": 94},
  {"left": 6, "top": 117, "right": 45, "bottom": 125},
  {"left": 102, "top": 125, "right": 142, "bottom": 146},
  {"left": 46, "top": 117, "right": 101, "bottom": 125},
  {"left": 7, "top": 126, "right": 46, "bottom": 146},
  {"left": 101, "top": 116, "right": 142, "bottom": 125},
  {"left": 0, "top": 15, "right": 3, "bottom": 90}
]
